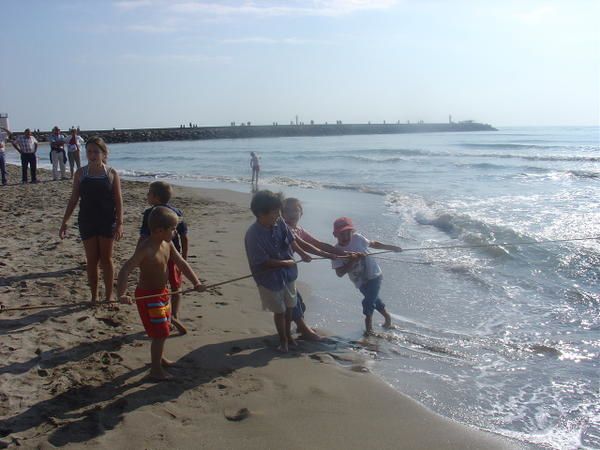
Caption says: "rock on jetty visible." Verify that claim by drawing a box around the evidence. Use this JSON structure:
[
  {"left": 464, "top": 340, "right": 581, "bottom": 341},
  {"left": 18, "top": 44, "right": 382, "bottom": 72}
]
[{"left": 32, "top": 122, "right": 496, "bottom": 144}]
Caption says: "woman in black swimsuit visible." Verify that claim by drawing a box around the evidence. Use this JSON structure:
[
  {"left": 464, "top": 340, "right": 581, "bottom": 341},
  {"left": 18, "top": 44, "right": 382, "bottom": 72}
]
[{"left": 59, "top": 136, "right": 124, "bottom": 305}]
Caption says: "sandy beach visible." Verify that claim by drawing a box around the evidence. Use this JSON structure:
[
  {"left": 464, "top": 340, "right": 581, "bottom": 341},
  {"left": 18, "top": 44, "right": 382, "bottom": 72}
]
[{"left": 0, "top": 164, "right": 525, "bottom": 449}]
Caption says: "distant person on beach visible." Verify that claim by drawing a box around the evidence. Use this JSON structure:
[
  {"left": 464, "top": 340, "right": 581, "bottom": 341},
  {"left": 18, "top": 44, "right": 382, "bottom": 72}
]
[
  {"left": 250, "top": 151, "right": 260, "bottom": 188},
  {"left": 49, "top": 126, "right": 68, "bottom": 180},
  {"left": 66, "top": 128, "right": 84, "bottom": 178},
  {"left": 331, "top": 217, "right": 402, "bottom": 335},
  {"left": 282, "top": 197, "right": 347, "bottom": 341},
  {"left": 59, "top": 136, "right": 123, "bottom": 306},
  {"left": 138, "top": 181, "right": 189, "bottom": 335},
  {"left": 245, "top": 190, "right": 312, "bottom": 352},
  {"left": 11, "top": 128, "right": 38, "bottom": 183},
  {"left": 0, "top": 126, "right": 11, "bottom": 185},
  {"left": 118, "top": 206, "right": 205, "bottom": 381}
]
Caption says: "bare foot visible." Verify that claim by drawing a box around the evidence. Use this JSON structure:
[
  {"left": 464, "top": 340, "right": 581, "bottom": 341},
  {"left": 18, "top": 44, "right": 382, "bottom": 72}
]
[
  {"left": 277, "top": 342, "right": 289, "bottom": 353},
  {"left": 149, "top": 368, "right": 174, "bottom": 381},
  {"left": 300, "top": 330, "right": 322, "bottom": 341},
  {"left": 171, "top": 317, "right": 188, "bottom": 335},
  {"left": 105, "top": 301, "right": 119, "bottom": 311},
  {"left": 90, "top": 299, "right": 100, "bottom": 308},
  {"left": 161, "top": 358, "right": 176, "bottom": 367},
  {"left": 382, "top": 313, "right": 392, "bottom": 329},
  {"left": 363, "top": 329, "right": 375, "bottom": 337}
]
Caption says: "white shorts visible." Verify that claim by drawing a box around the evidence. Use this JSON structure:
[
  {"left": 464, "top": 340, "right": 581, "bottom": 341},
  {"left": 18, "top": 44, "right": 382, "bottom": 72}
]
[{"left": 257, "top": 281, "right": 297, "bottom": 314}]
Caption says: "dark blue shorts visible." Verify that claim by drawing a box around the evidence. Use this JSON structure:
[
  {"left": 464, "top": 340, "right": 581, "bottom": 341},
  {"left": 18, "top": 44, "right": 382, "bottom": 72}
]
[
  {"left": 359, "top": 276, "right": 386, "bottom": 316},
  {"left": 291, "top": 291, "right": 306, "bottom": 321},
  {"left": 79, "top": 220, "right": 115, "bottom": 241}
]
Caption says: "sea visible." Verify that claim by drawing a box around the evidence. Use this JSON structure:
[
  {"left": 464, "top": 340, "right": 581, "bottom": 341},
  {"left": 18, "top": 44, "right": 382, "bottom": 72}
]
[{"left": 8, "top": 126, "right": 599, "bottom": 449}]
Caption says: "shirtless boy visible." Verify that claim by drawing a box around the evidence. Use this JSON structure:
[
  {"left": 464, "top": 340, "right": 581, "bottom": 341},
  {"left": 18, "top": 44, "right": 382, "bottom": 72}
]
[{"left": 117, "top": 206, "right": 204, "bottom": 380}]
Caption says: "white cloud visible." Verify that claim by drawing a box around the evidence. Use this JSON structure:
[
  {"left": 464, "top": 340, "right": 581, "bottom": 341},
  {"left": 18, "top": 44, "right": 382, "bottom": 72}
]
[
  {"left": 118, "top": 53, "right": 232, "bottom": 64},
  {"left": 126, "top": 24, "right": 178, "bottom": 33},
  {"left": 114, "top": 0, "right": 156, "bottom": 11},
  {"left": 513, "top": 4, "right": 558, "bottom": 25},
  {"left": 220, "top": 36, "right": 328, "bottom": 45},
  {"left": 115, "top": 0, "right": 397, "bottom": 18}
]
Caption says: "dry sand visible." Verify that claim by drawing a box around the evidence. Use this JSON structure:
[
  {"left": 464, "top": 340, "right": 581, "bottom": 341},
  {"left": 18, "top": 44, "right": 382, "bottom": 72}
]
[{"left": 0, "top": 164, "right": 526, "bottom": 449}]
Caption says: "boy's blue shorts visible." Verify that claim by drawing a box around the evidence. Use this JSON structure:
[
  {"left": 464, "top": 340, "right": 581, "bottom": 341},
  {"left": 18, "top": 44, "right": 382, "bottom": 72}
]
[
  {"left": 359, "top": 276, "right": 386, "bottom": 316},
  {"left": 291, "top": 291, "right": 306, "bottom": 321}
]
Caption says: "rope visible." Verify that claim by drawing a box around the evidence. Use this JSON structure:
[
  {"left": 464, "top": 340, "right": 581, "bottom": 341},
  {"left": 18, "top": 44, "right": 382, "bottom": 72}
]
[
  {"left": 2, "top": 236, "right": 597, "bottom": 313},
  {"left": 370, "top": 255, "right": 433, "bottom": 265},
  {"left": 0, "top": 260, "right": 303, "bottom": 312}
]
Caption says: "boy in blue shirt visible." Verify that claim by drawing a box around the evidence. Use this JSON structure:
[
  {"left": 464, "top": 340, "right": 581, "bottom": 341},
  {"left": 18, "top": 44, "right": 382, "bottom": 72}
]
[
  {"left": 245, "top": 190, "right": 311, "bottom": 352},
  {"left": 331, "top": 217, "right": 402, "bottom": 335}
]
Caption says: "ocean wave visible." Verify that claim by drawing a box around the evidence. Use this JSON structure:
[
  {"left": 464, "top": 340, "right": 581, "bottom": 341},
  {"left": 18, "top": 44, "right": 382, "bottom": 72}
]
[
  {"left": 385, "top": 191, "right": 547, "bottom": 259},
  {"left": 115, "top": 155, "right": 198, "bottom": 162},
  {"left": 118, "top": 169, "right": 174, "bottom": 178},
  {"left": 460, "top": 142, "right": 599, "bottom": 152},
  {"left": 453, "top": 162, "right": 513, "bottom": 170},
  {"left": 568, "top": 170, "right": 600, "bottom": 179},
  {"left": 287, "top": 154, "right": 407, "bottom": 163},
  {"left": 268, "top": 176, "right": 387, "bottom": 195},
  {"left": 515, "top": 169, "right": 600, "bottom": 181},
  {"left": 119, "top": 167, "right": 391, "bottom": 196}
]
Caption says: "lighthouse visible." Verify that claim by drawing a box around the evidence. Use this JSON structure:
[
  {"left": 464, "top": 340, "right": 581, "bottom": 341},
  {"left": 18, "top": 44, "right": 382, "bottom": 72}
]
[{"left": 0, "top": 113, "right": 9, "bottom": 130}]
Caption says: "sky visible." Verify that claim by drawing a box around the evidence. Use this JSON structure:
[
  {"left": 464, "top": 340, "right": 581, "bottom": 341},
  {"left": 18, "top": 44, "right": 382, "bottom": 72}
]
[{"left": 1, "top": 0, "right": 598, "bottom": 130}]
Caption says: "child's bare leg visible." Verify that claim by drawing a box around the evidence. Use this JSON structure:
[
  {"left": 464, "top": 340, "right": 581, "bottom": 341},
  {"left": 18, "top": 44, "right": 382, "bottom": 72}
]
[
  {"left": 171, "top": 317, "right": 188, "bottom": 335},
  {"left": 170, "top": 294, "right": 187, "bottom": 334},
  {"left": 295, "top": 318, "right": 321, "bottom": 341},
  {"left": 285, "top": 308, "right": 297, "bottom": 347},
  {"left": 364, "top": 315, "right": 374, "bottom": 335},
  {"left": 380, "top": 309, "right": 392, "bottom": 328},
  {"left": 161, "top": 357, "right": 176, "bottom": 367},
  {"left": 273, "top": 312, "right": 288, "bottom": 352},
  {"left": 82, "top": 237, "right": 100, "bottom": 304},
  {"left": 99, "top": 237, "right": 115, "bottom": 303},
  {"left": 150, "top": 338, "right": 172, "bottom": 380}
]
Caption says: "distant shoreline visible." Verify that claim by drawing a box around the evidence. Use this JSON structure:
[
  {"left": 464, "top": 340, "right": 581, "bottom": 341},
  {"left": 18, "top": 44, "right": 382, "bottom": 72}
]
[{"left": 27, "top": 121, "right": 496, "bottom": 144}]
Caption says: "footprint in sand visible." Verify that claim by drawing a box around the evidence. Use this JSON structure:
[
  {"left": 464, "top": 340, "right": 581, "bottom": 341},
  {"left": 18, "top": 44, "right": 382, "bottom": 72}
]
[
  {"left": 97, "top": 317, "right": 121, "bottom": 327},
  {"left": 224, "top": 407, "right": 250, "bottom": 422}
]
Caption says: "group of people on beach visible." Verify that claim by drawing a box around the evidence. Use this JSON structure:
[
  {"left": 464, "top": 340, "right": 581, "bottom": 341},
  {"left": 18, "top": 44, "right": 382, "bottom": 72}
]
[
  {"left": 5, "top": 133, "right": 402, "bottom": 380},
  {"left": 0, "top": 126, "right": 86, "bottom": 185}
]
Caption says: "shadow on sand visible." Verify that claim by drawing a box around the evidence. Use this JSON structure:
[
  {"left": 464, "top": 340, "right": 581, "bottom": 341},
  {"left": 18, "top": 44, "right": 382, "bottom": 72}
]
[
  {"left": 0, "top": 332, "right": 145, "bottom": 376},
  {"left": 0, "top": 266, "right": 83, "bottom": 287},
  {"left": 1, "top": 335, "right": 337, "bottom": 446},
  {"left": 0, "top": 303, "right": 88, "bottom": 336}
]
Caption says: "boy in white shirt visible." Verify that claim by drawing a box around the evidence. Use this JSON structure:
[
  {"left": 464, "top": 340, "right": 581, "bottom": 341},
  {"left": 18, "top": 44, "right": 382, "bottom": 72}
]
[{"left": 331, "top": 217, "right": 402, "bottom": 334}]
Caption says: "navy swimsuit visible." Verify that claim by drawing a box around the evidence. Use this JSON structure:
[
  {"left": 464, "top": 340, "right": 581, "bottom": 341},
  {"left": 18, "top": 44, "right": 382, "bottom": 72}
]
[{"left": 78, "top": 165, "right": 116, "bottom": 241}]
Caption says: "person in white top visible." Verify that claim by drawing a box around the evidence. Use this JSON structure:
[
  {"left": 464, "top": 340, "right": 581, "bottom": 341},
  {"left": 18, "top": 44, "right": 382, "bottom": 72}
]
[
  {"left": 331, "top": 216, "right": 402, "bottom": 335},
  {"left": 11, "top": 129, "right": 39, "bottom": 183},
  {"left": 49, "top": 126, "right": 68, "bottom": 180},
  {"left": 66, "top": 128, "right": 85, "bottom": 178},
  {"left": 0, "top": 126, "right": 10, "bottom": 185}
]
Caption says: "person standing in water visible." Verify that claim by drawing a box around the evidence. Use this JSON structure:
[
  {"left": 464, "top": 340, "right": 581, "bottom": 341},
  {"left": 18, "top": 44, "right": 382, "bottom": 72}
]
[{"left": 250, "top": 152, "right": 260, "bottom": 190}]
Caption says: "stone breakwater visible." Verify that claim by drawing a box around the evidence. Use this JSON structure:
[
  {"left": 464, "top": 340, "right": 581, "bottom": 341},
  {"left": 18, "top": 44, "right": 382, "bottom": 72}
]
[{"left": 32, "top": 122, "right": 496, "bottom": 144}]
